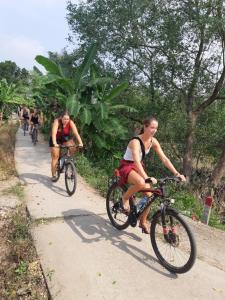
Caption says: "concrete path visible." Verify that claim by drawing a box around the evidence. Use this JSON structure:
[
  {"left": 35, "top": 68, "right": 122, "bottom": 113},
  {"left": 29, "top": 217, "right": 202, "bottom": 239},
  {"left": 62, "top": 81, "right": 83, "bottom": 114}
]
[{"left": 15, "top": 128, "right": 225, "bottom": 300}]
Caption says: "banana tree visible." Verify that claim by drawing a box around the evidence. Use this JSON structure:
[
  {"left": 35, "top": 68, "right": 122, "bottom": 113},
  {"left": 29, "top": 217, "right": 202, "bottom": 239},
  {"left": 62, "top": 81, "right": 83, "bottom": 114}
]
[
  {"left": 0, "top": 79, "right": 32, "bottom": 122},
  {"left": 35, "top": 44, "right": 136, "bottom": 152}
]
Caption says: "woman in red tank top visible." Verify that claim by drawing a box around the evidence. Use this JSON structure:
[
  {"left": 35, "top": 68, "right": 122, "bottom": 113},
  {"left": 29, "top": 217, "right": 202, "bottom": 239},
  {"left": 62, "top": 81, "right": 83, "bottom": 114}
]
[{"left": 49, "top": 110, "right": 83, "bottom": 182}]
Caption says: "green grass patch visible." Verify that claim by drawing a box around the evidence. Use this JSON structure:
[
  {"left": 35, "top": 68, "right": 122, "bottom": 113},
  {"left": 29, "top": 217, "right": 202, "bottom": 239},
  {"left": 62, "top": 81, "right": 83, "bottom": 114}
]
[
  {"left": 2, "top": 183, "right": 25, "bottom": 200},
  {"left": 75, "top": 153, "right": 109, "bottom": 196}
]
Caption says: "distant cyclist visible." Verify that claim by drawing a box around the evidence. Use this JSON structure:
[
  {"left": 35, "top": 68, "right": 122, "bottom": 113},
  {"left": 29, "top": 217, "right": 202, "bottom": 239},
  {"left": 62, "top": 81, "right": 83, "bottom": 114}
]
[
  {"left": 20, "top": 105, "right": 30, "bottom": 130},
  {"left": 29, "top": 109, "right": 41, "bottom": 135},
  {"left": 49, "top": 110, "right": 83, "bottom": 182}
]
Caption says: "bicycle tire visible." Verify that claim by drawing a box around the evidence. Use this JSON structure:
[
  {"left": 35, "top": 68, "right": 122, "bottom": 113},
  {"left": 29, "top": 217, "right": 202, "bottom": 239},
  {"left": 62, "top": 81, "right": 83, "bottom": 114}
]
[
  {"left": 54, "top": 160, "right": 60, "bottom": 182},
  {"left": 32, "top": 128, "right": 38, "bottom": 145},
  {"left": 65, "top": 161, "right": 77, "bottom": 196},
  {"left": 106, "top": 183, "right": 130, "bottom": 230},
  {"left": 150, "top": 208, "right": 196, "bottom": 273},
  {"left": 23, "top": 122, "right": 26, "bottom": 136}
]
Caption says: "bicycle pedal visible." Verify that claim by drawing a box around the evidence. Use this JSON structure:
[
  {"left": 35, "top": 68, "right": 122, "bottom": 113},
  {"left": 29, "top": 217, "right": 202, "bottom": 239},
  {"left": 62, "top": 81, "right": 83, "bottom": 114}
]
[{"left": 128, "top": 212, "right": 137, "bottom": 227}]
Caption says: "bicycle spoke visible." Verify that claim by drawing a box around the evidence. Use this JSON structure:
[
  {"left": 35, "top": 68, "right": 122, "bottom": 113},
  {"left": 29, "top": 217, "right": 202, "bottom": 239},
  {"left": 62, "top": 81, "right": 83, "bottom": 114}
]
[{"left": 151, "top": 210, "right": 196, "bottom": 273}]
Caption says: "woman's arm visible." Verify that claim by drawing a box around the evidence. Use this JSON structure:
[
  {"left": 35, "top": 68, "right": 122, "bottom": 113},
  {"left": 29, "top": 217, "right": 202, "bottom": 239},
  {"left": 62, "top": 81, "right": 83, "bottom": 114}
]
[
  {"left": 51, "top": 119, "right": 59, "bottom": 146},
  {"left": 70, "top": 120, "right": 83, "bottom": 146},
  {"left": 152, "top": 138, "right": 186, "bottom": 180}
]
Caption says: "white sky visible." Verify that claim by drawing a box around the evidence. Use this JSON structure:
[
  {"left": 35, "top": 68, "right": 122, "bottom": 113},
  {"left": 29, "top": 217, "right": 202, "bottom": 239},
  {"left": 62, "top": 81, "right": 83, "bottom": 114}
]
[{"left": 0, "top": 0, "right": 79, "bottom": 71}]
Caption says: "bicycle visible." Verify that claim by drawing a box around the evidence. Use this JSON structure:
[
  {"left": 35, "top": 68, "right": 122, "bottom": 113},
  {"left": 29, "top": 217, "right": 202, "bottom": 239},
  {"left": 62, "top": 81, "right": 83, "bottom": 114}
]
[
  {"left": 31, "top": 124, "right": 39, "bottom": 145},
  {"left": 53, "top": 145, "right": 79, "bottom": 196},
  {"left": 106, "top": 174, "right": 197, "bottom": 274},
  {"left": 22, "top": 119, "right": 29, "bottom": 136}
]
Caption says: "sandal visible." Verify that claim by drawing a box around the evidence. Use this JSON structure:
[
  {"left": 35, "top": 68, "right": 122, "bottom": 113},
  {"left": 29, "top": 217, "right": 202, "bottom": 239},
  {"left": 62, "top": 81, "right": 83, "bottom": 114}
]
[
  {"left": 51, "top": 176, "right": 58, "bottom": 182},
  {"left": 120, "top": 199, "right": 130, "bottom": 215},
  {"left": 139, "top": 222, "right": 150, "bottom": 234}
]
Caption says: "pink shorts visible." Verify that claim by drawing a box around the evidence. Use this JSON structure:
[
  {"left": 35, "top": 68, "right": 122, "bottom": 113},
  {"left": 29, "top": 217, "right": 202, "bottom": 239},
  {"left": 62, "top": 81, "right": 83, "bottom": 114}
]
[{"left": 118, "top": 159, "right": 144, "bottom": 186}]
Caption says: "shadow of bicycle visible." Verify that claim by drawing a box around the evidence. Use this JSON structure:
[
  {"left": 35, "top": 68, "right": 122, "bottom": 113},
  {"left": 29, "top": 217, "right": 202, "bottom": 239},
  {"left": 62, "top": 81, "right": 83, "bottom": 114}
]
[
  {"left": 62, "top": 209, "right": 177, "bottom": 278},
  {"left": 19, "top": 172, "right": 69, "bottom": 197}
]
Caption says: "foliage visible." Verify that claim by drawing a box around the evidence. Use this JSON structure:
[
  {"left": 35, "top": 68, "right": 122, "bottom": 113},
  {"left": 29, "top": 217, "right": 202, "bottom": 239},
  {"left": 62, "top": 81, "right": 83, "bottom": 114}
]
[
  {"left": 67, "top": 0, "right": 225, "bottom": 180},
  {"left": 0, "top": 60, "right": 29, "bottom": 84},
  {"left": 35, "top": 44, "right": 134, "bottom": 155}
]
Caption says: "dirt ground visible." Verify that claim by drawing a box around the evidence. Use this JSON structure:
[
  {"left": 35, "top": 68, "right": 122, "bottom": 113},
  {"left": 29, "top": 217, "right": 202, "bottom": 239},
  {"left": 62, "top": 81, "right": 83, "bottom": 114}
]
[{"left": 0, "top": 177, "right": 49, "bottom": 300}]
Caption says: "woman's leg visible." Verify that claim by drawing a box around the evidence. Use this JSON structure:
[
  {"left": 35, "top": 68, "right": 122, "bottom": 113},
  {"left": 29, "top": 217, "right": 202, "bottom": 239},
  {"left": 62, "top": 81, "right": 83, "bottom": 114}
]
[
  {"left": 51, "top": 147, "right": 60, "bottom": 177},
  {"left": 122, "top": 170, "right": 146, "bottom": 211}
]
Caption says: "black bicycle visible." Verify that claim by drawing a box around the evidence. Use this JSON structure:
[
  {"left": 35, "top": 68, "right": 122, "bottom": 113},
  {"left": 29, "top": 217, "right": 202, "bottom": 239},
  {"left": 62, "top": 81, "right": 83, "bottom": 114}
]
[
  {"left": 23, "top": 119, "right": 29, "bottom": 136},
  {"left": 106, "top": 175, "right": 197, "bottom": 274},
  {"left": 54, "top": 145, "right": 78, "bottom": 196},
  {"left": 31, "top": 124, "right": 38, "bottom": 145}
]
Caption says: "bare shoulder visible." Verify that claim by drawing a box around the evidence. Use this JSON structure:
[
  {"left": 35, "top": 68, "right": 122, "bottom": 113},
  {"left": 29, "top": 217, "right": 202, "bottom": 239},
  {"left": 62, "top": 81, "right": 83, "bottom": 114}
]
[
  {"left": 69, "top": 120, "right": 76, "bottom": 126},
  {"left": 128, "top": 138, "right": 141, "bottom": 150},
  {"left": 152, "top": 137, "right": 159, "bottom": 146}
]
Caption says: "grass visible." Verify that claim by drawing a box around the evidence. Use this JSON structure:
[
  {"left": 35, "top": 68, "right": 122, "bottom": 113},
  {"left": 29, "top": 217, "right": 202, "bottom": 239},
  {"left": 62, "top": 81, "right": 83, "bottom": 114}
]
[
  {"left": 0, "top": 122, "right": 49, "bottom": 299},
  {"left": 0, "top": 204, "right": 49, "bottom": 299},
  {"left": 0, "top": 122, "right": 18, "bottom": 180},
  {"left": 2, "top": 183, "right": 25, "bottom": 200},
  {"left": 75, "top": 153, "right": 109, "bottom": 196}
]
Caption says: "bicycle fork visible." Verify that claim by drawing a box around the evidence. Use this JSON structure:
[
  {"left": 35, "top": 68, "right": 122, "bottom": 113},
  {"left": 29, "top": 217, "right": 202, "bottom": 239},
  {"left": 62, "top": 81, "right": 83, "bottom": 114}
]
[{"left": 160, "top": 204, "right": 176, "bottom": 240}]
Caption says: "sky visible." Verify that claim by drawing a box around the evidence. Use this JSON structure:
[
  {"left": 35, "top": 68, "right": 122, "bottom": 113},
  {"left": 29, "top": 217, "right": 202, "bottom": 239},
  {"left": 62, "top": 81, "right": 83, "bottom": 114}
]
[{"left": 0, "top": 0, "right": 79, "bottom": 71}]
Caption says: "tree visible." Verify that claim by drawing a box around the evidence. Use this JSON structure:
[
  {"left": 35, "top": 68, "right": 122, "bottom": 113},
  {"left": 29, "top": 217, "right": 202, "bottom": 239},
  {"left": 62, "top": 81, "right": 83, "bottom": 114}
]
[
  {"left": 0, "top": 60, "right": 29, "bottom": 84},
  {"left": 67, "top": 0, "right": 225, "bottom": 181},
  {"left": 35, "top": 44, "right": 134, "bottom": 153}
]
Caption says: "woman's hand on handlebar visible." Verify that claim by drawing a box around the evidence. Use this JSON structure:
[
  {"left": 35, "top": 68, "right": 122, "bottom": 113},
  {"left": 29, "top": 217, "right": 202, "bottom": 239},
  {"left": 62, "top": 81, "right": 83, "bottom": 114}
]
[
  {"left": 176, "top": 173, "right": 186, "bottom": 182},
  {"left": 145, "top": 177, "right": 157, "bottom": 185}
]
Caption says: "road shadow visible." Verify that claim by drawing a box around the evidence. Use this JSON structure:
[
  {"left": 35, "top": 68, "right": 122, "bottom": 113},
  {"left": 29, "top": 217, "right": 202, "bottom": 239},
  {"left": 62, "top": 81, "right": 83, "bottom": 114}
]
[
  {"left": 62, "top": 209, "right": 177, "bottom": 278},
  {"left": 19, "top": 172, "right": 69, "bottom": 197}
]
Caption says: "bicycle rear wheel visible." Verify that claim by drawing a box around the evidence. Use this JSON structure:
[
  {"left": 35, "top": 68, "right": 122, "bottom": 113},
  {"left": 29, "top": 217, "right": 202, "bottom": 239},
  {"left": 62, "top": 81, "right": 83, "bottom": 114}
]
[
  {"left": 151, "top": 209, "right": 196, "bottom": 273},
  {"left": 106, "top": 183, "right": 130, "bottom": 230},
  {"left": 65, "top": 161, "right": 77, "bottom": 196},
  {"left": 32, "top": 128, "right": 38, "bottom": 145},
  {"left": 23, "top": 122, "right": 26, "bottom": 136}
]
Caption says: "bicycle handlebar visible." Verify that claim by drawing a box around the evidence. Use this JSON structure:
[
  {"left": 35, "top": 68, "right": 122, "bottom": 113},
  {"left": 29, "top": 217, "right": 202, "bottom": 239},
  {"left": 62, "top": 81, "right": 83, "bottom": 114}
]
[
  {"left": 59, "top": 145, "right": 84, "bottom": 151},
  {"left": 158, "top": 176, "right": 182, "bottom": 185},
  {"left": 145, "top": 176, "right": 182, "bottom": 185}
]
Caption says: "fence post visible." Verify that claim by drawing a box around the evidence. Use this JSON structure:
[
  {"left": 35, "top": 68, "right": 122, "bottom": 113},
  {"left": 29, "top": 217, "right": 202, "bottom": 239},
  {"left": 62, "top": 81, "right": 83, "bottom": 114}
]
[{"left": 202, "top": 196, "right": 213, "bottom": 225}]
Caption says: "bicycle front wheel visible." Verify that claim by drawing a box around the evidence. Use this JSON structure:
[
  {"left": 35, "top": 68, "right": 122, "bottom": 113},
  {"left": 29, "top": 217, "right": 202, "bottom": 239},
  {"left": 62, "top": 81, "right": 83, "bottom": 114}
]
[
  {"left": 151, "top": 209, "right": 196, "bottom": 273},
  {"left": 54, "top": 160, "right": 60, "bottom": 182},
  {"left": 106, "top": 183, "right": 130, "bottom": 230},
  {"left": 65, "top": 161, "right": 77, "bottom": 196}
]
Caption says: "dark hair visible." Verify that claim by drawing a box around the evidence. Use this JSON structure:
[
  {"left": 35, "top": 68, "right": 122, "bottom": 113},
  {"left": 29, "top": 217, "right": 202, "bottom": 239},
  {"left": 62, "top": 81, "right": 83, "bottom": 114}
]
[
  {"left": 139, "top": 116, "right": 158, "bottom": 134},
  {"left": 58, "top": 110, "right": 70, "bottom": 119}
]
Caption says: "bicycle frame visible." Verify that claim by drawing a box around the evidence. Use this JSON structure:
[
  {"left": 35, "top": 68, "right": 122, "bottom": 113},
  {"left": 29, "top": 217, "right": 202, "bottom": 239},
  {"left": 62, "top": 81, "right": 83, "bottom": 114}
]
[{"left": 127, "top": 177, "right": 180, "bottom": 233}]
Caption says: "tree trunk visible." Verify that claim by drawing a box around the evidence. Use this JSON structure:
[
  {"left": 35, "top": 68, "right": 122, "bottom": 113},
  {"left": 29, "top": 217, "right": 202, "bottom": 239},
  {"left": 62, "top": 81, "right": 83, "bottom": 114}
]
[
  {"left": 210, "top": 139, "right": 225, "bottom": 187},
  {"left": 183, "top": 112, "right": 197, "bottom": 182}
]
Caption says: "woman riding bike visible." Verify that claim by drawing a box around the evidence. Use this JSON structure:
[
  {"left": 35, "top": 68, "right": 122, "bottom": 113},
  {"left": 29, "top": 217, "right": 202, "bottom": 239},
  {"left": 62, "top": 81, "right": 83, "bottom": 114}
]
[
  {"left": 20, "top": 105, "right": 30, "bottom": 129},
  {"left": 49, "top": 110, "right": 83, "bottom": 182},
  {"left": 118, "top": 116, "right": 186, "bottom": 234},
  {"left": 29, "top": 109, "right": 41, "bottom": 134}
]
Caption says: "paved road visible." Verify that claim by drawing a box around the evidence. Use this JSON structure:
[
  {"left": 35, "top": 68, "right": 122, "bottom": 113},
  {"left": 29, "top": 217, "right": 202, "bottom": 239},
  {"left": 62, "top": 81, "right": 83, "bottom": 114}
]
[{"left": 15, "top": 129, "right": 225, "bottom": 300}]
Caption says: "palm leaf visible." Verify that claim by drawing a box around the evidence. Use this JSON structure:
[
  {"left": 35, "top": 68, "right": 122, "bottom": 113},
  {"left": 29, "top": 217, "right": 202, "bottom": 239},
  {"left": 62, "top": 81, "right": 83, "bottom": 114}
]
[
  {"left": 66, "top": 94, "right": 81, "bottom": 117},
  {"left": 108, "top": 104, "right": 137, "bottom": 113},
  {"left": 104, "top": 82, "right": 129, "bottom": 102},
  {"left": 80, "top": 107, "right": 92, "bottom": 125},
  {"left": 74, "top": 44, "right": 98, "bottom": 89},
  {"left": 92, "top": 134, "right": 110, "bottom": 149},
  {"left": 35, "top": 55, "right": 62, "bottom": 76}
]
